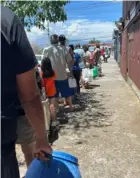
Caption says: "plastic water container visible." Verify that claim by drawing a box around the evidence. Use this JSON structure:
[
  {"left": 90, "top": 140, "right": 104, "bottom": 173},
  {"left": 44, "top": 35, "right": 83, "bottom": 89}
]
[
  {"left": 25, "top": 151, "right": 82, "bottom": 178},
  {"left": 92, "top": 66, "right": 99, "bottom": 78},
  {"left": 42, "top": 99, "right": 50, "bottom": 131}
]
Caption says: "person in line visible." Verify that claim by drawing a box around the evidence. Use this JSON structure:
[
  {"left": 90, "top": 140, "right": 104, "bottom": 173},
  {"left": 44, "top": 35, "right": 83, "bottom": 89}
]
[
  {"left": 101, "top": 46, "right": 105, "bottom": 63},
  {"left": 104, "top": 47, "right": 110, "bottom": 63},
  {"left": 94, "top": 44, "right": 103, "bottom": 77},
  {"left": 59, "top": 35, "right": 75, "bottom": 105},
  {"left": 1, "top": 6, "right": 52, "bottom": 178},
  {"left": 88, "top": 46, "right": 95, "bottom": 69},
  {"left": 108, "top": 47, "right": 112, "bottom": 57},
  {"left": 83, "top": 45, "right": 94, "bottom": 69},
  {"left": 43, "top": 34, "right": 73, "bottom": 111},
  {"left": 69, "top": 44, "right": 81, "bottom": 94},
  {"left": 74, "top": 44, "right": 86, "bottom": 69},
  {"left": 59, "top": 34, "right": 74, "bottom": 76},
  {"left": 59, "top": 34, "right": 67, "bottom": 46},
  {"left": 16, "top": 64, "right": 43, "bottom": 173},
  {"left": 94, "top": 44, "right": 101, "bottom": 66},
  {"left": 83, "top": 45, "right": 90, "bottom": 64},
  {"left": 41, "top": 57, "right": 59, "bottom": 145},
  {"left": 74, "top": 44, "right": 86, "bottom": 89},
  {"left": 41, "top": 57, "right": 56, "bottom": 122}
]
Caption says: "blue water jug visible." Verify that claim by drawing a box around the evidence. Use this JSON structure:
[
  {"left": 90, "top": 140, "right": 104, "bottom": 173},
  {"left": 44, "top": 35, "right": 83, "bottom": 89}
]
[{"left": 25, "top": 151, "right": 82, "bottom": 178}]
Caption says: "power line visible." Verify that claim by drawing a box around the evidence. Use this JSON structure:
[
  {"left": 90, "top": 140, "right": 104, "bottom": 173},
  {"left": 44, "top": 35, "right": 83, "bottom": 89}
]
[
  {"left": 65, "top": 1, "right": 117, "bottom": 11},
  {"left": 65, "top": 6, "right": 120, "bottom": 17},
  {"left": 85, "top": 1, "right": 116, "bottom": 8}
]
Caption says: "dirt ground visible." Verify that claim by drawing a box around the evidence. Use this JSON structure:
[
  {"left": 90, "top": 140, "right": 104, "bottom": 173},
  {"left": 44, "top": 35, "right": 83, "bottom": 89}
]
[{"left": 17, "top": 57, "right": 140, "bottom": 178}]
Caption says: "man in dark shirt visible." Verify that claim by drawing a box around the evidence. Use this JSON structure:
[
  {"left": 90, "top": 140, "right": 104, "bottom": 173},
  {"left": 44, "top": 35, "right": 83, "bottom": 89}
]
[
  {"left": 16, "top": 67, "right": 42, "bottom": 170},
  {"left": 1, "top": 6, "right": 52, "bottom": 178}
]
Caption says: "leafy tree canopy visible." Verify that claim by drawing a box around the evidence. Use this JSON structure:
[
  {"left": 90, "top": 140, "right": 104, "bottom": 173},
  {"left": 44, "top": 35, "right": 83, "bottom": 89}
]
[
  {"left": 88, "top": 38, "right": 100, "bottom": 44},
  {"left": 1, "top": 0, "right": 69, "bottom": 30}
]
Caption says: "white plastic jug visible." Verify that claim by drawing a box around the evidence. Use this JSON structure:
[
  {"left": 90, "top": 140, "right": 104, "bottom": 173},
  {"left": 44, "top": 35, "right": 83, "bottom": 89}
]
[{"left": 42, "top": 99, "right": 50, "bottom": 131}]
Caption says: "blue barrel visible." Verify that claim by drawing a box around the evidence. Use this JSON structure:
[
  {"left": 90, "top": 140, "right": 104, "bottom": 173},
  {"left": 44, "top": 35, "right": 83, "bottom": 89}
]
[{"left": 25, "top": 151, "right": 82, "bottom": 178}]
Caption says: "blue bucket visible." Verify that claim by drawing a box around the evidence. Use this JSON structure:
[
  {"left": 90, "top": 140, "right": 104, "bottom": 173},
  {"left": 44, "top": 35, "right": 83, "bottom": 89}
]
[{"left": 25, "top": 151, "right": 82, "bottom": 178}]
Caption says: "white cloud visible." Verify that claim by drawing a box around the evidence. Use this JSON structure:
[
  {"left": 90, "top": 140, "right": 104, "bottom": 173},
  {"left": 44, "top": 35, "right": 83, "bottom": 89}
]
[
  {"left": 26, "top": 19, "right": 116, "bottom": 46},
  {"left": 26, "top": 26, "right": 46, "bottom": 41}
]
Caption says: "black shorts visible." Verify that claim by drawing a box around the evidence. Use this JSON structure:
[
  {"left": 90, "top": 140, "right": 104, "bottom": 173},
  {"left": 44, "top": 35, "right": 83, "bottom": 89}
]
[
  {"left": 2, "top": 141, "right": 19, "bottom": 178},
  {"left": 1, "top": 117, "right": 19, "bottom": 178}
]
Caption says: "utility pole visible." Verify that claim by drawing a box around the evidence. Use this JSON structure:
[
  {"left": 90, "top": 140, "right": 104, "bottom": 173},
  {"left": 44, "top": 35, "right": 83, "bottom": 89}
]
[
  {"left": 47, "top": 20, "right": 50, "bottom": 39},
  {"left": 46, "top": 20, "right": 50, "bottom": 46},
  {"left": 44, "top": 10, "right": 50, "bottom": 46}
]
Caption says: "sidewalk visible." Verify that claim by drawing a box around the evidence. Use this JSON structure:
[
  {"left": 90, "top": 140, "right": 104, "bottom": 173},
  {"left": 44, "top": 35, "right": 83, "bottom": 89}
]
[{"left": 17, "top": 57, "right": 140, "bottom": 178}]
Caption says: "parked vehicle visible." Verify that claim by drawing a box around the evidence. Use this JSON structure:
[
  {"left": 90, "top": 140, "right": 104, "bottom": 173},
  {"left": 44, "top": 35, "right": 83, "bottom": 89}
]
[{"left": 35, "top": 54, "right": 43, "bottom": 65}]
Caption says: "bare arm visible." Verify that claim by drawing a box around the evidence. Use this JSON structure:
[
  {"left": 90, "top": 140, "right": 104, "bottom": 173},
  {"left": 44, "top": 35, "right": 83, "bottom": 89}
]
[
  {"left": 12, "top": 14, "right": 51, "bottom": 155},
  {"left": 16, "top": 69, "right": 47, "bottom": 143}
]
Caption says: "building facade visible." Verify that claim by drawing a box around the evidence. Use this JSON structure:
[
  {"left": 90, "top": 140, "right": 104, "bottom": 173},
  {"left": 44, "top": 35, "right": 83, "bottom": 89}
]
[
  {"left": 113, "top": 29, "right": 121, "bottom": 65},
  {"left": 121, "top": 1, "right": 140, "bottom": 92}
]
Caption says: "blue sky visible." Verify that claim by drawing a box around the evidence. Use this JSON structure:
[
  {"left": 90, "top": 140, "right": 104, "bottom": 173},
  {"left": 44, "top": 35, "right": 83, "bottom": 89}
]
[
  {"left": 27, "top": 1, "right": 122, "bottom": 47},
  {"left": 65, "top": 1, "right": 122, "bottom": 22}
]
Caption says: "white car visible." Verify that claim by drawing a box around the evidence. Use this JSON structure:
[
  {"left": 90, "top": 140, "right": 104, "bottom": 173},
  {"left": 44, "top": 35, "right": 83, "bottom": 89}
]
[
  {"left": 35, "top": 54, "right": 43, "bottom": 72},
  {"left": 35, "top": 54, "right": 43, "bottom": 65}
]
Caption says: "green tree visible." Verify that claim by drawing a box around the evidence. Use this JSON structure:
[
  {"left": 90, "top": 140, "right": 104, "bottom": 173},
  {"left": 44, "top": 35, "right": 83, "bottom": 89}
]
[
  {"left": 89, "top": 38, "right": 100, "bottom": 44},
  {"left": 1, "top": 0, "right": 69, "bottom": 30}
]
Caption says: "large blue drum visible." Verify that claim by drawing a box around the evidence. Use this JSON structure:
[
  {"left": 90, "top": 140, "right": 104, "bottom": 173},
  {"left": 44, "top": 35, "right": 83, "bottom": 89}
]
[{"left": 25, "top": 151, "right": 82, "bottom": 178}]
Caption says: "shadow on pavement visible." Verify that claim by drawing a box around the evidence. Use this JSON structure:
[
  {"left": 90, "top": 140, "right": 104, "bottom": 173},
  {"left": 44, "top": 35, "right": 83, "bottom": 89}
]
[
  {"left": 57, "top": 91, "right": 111, "bottom": 133},
  {"left": 90, "top": 84, "right": 100, "bottom": 88}
]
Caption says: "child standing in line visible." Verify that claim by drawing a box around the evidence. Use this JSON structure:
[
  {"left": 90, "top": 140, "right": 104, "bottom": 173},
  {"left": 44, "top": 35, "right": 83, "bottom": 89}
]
[{"left": 41, "top": 57, "right": 56, "bottom": 122}]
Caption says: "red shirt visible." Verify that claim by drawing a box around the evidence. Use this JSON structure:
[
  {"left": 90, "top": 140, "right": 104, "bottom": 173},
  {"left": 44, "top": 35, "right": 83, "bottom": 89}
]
[
  {"left": 101, "top": 49, "right": 105, "bottom": 55},
  {"left": 41, "top": 73, "right": 56, "bottom": 97}
]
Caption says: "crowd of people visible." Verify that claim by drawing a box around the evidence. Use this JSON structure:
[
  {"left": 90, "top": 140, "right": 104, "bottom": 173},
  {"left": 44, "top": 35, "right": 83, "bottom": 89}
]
[{"left": 1, "top": 6, "right": 111, "bottom": 178}]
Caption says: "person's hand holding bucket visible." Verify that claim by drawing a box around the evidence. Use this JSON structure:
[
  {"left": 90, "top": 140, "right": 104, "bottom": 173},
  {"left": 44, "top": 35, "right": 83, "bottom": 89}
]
[{"left": 34, "top": 136, "right": 52, "bottom": 161}]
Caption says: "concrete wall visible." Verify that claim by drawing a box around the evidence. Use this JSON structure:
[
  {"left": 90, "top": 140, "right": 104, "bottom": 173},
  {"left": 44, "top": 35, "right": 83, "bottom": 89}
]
[
  {"left": 127, "top": 19, "right": 140, "bottom": 90},
  {"left": 121, "top": 1, "right": 140, "bottom": 90}
]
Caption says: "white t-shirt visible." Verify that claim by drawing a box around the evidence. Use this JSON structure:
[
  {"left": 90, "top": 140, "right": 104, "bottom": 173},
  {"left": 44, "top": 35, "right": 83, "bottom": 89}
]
[{"left": 43, "top": 45, "right": 73, "bottom": 80}]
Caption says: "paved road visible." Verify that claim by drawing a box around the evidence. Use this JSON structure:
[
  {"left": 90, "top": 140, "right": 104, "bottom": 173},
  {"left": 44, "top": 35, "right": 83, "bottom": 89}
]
[{"left": 17, "top": 57, "right": 140, "bottom": 178}]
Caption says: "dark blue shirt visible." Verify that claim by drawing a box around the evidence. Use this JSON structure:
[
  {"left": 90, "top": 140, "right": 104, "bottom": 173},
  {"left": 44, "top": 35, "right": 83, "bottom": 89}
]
[
  {"left": 72, "top": 53, "right": 81, "bottom": 71},
  {"left": 1, "top": 6, "right": 36, "bottom": 144}
]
